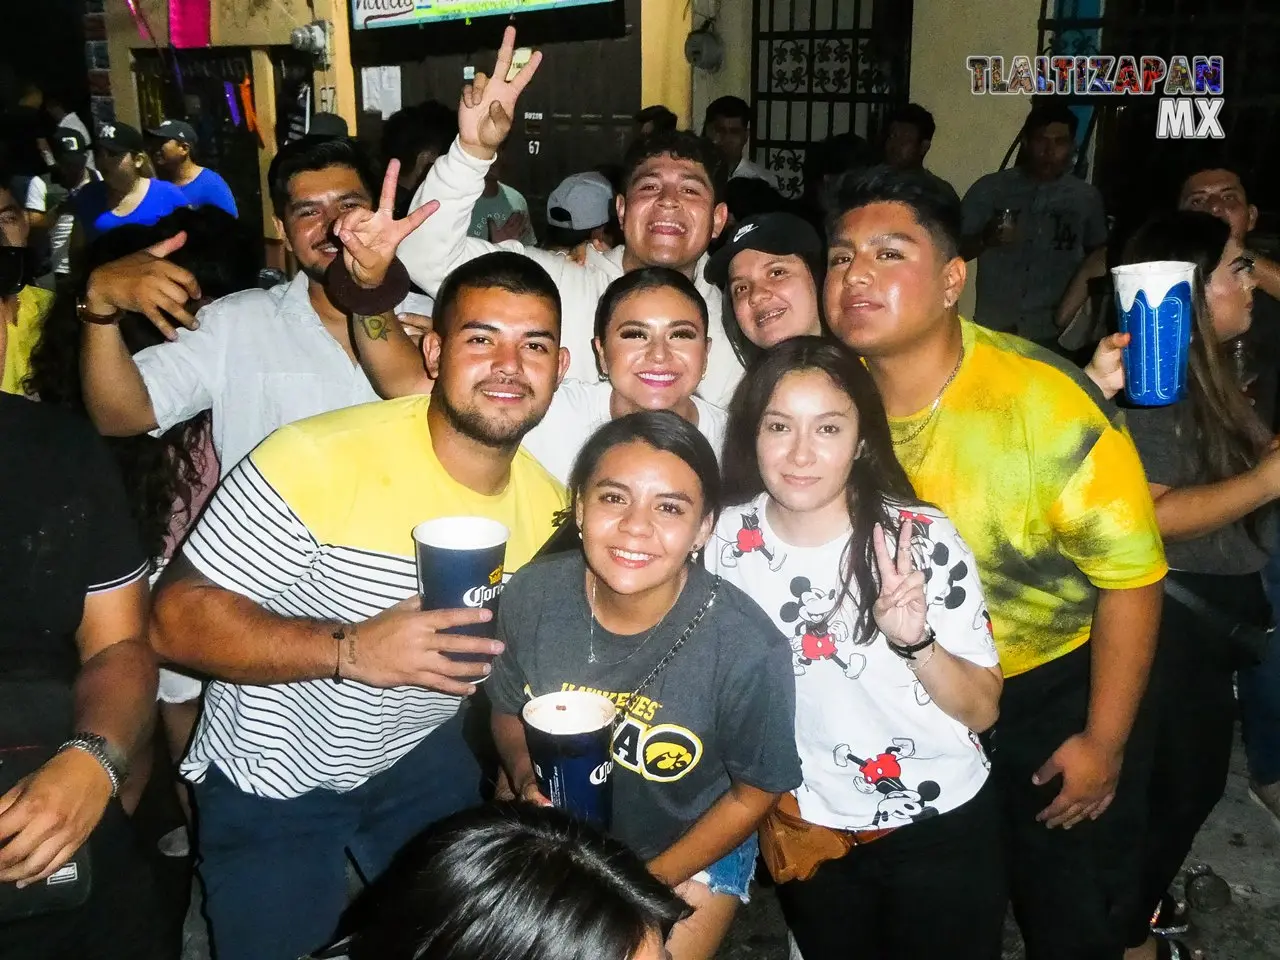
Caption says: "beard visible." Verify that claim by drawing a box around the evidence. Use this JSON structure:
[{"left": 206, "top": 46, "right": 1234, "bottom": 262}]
[{"left": 434, "top": 384, "right": 543, "bottom": 450}]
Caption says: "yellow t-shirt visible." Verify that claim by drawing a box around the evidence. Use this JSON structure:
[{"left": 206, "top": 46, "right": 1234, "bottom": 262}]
[
  {"left": 2, "top": 285, "right": 55, "bottom": 396},
  {"left": 891, "top": 319, "right": 1167, "bottom": 677},
  {"left": 250, "top": 394, "right": 566, "bottom": 568}
]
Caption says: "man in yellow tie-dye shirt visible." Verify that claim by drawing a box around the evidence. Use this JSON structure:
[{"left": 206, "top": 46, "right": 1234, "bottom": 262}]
[{"left": 826, "top": 166, "right": 1166, "bottom": 960}]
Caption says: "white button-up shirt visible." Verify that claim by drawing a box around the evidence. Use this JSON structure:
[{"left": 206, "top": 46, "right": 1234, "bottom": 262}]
[{"left": 135, "top": 273, "right": 381, "bottom": 475}]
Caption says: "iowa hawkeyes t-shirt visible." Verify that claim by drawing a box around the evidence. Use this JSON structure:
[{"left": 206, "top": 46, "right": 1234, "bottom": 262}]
[
  {"left": 891, "top": 319, "right": 1167, "bottom": 677},
  {"left": 489, "top": 551, "right": 802, "bottom": 860}
]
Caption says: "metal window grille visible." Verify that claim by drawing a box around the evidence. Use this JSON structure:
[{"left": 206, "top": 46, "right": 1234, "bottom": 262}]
[{"left": 750, "top": 0, "right": 913, "bottom": 198}]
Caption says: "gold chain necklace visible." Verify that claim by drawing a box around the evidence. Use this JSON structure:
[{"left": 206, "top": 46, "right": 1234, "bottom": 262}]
[{"left": 891, "top": 345, "right": 965, "bottom": 447}]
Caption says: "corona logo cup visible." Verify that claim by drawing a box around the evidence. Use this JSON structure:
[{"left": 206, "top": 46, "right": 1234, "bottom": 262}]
[
  {"left": 412, "top": 516, "right": 510, "bottom": 681},
  {"left": 1111, "top": 260, "right": 1197, "bottom": 407},
  {"left": 522, "top": 691, "right": 617, "bottom": 829}
]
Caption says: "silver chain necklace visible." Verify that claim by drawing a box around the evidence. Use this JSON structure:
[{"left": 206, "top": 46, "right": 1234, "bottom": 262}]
[
  {"left": 587, "top": 569, "right": 685, "bottom": 665},
  {"left": 891, "top": 344, "right": 965, "bottom": 446}
]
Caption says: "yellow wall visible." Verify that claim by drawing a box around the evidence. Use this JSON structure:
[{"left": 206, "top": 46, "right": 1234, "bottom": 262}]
[{"left": 641, "top": 0, "right": 695, "bottom": 127}]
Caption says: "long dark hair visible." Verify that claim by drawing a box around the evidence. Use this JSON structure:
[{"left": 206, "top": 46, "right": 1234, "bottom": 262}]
[
  {"left": 346, "top": 803, "right": 688, "bottom": 960},
  {"left": 1123, "top": 210, "right": 1268, "bottom": 483},
  {"left": 27, "top": 207, "right": 258, "bottom": 560},
  {"left": 539, "top": 410, "right": 722, "bottom": 558},
  {"left": 721, "top": 337, "right": 918, "bottom": 645}
]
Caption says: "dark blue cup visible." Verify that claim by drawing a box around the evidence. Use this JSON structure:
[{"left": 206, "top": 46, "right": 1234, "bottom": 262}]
[
  {"left": 522, "top": 691, "right": 616, "bottom": 829},
  {"left": 413, "top": 517, "right": 509, "bottom": 680},
  {"left": 1111, "top": 261, "right": 1196, "bottom": 407}
]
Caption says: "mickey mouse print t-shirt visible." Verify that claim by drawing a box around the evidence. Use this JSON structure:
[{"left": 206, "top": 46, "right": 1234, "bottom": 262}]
[{"left": 707, "top": 495, "right": 998, "bottom": 832}]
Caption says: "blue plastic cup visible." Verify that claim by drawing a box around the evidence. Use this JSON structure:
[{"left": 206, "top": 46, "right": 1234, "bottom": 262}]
[
  {"left": 413, "top": 516, "right": 509, "bottom": 681},
  {"left": 1111, "top": 260, "right": 1197, "bottom": 407},
  {"left": 522, "top": 691, "right": 616, "bottom": 829}
]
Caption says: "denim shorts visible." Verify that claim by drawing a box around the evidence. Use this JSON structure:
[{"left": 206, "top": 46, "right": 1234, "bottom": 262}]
[{"left": 690, "top": 832, "right": 758, "bottom": 903}]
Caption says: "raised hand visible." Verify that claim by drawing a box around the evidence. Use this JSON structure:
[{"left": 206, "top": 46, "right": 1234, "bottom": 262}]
[
  {"left": 334, "top": 159, "right": 439, "bottom": 289},
  {"left": 871, "top": 521, "right": 929, "bottom": 651},
  {"left": 82, "top": 232, "right": 201, "bottom": 341},
  {"left": 458, "top": 26, "right": 543, "bottom": 160}
]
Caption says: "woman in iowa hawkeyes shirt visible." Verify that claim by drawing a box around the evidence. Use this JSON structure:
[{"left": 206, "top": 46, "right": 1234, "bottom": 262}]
[{"left": 489, "top": 411, "right": 801, "bottom": 960}]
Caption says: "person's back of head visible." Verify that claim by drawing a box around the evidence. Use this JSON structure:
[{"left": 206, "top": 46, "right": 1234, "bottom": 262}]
[
  {"left": 633, "top": 105, "right": 678, "bottom": 139},
  {"left": 381, "top": 100, "right": 458, "bottom": 171},
  {"left": 347, "top": 803, "right": 688, "bottom": 960},
  {"left": 803, "top": 132, "right": 874, "bottom": 212}
]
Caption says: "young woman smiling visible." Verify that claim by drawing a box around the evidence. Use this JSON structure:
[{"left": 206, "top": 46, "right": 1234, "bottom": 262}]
[
  {"left": 489, "top": 411, "right": 801, "bottom": 960},
  {"left": 708, "top": 338, "right": 1006, "bottom": 960},
  {"left": 521, "top": 268, "right": 728, "bottom": 482}
]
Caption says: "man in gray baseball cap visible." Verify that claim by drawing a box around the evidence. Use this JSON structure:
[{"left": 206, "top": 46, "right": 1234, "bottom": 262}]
[
  {"left": 146, "top": 118, "right": 238, "bottom": 216},
  {"left": 542, "top": 171, "right": 615, "bottom": 253}
]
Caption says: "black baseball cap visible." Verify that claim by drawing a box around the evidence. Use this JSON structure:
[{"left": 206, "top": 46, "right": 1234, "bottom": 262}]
[
  {"left": 146, "top": 119, "right": 198, "bottom": 146},
  {"left": 95, "top": 121, "right": 145, "bottom": 154},
  {"left": 52, "top": 126, "right": 90, "bottom": 156},
  {"left": 705, "top": 212, "right": 824, "bottom": 287}
]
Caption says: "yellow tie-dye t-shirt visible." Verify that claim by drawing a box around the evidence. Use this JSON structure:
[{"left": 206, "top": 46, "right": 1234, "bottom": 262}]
[{"left": 892, "top": 319, "right": 1167, "bottom": 677}]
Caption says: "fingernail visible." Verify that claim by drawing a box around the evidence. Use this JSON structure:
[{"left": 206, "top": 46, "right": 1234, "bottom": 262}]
[{"left": 491, "top": 641, "right": 505, "bottom": 654}]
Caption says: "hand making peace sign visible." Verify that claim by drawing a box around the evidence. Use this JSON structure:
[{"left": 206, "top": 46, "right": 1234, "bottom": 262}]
[
  {"left": 333, "top": 159, "right": 440, "bottom": 289},
  {"left": 871, "top": 521, "right": 930, "bottom": 651},
  {"left": 458, "top": 26, "right": 543, "bottom": 160}
]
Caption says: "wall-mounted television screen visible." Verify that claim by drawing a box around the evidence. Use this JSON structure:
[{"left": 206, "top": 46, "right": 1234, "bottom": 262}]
[{"left": 353, "top": 0, "right": 613, "bottom": 31}]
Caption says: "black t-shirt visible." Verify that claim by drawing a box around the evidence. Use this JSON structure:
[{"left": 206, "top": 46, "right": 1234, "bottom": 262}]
[
  {"left": 489, "top": 551, "right": 802, "bottom": 861},
  {"left": 0, "top": 394, "right": 147, "bottom": 684}
]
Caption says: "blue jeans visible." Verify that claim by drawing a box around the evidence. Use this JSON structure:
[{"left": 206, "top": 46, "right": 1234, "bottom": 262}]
[
  {"left": 193, "top": 713, "right": 481, "bottom": 960},
  {"left": 1241, "top": 551, "right": 1280, "bottom": 785},
  {"left": 692, "top": 832, "right": 759, "bottom": 903}
]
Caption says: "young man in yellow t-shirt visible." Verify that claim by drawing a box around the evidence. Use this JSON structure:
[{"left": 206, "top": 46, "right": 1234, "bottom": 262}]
[
  {"left": 150, "top": 252, "right": 569, "bottom": 960},
  {"left": 825, "top": 167, "right": 1167, "bottom": 960}
]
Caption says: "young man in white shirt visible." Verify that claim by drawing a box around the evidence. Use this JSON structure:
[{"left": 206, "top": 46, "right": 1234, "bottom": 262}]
[
  {"left": 703, "top": 95, "right": 779, "bottom": 190},
  {"left": 396, "top": 27, "right": 743, "bottom": 404}
]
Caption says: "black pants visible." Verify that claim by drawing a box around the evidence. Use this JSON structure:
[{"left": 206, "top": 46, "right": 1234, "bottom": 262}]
[
  {"left": 1122, "top": 589, "right": 1237, "bottom": 947},
  {"left": 775, "top": 779, "right": 1006, "bottom": 960},
  {"left": 0, "top": 800, "right": 163, "bottom": 960},
  {"left": 986, "top": 642, "right": 1158, "bottom": 960}
]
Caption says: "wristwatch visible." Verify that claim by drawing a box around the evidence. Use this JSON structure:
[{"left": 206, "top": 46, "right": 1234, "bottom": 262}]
[
  {"left": 76, "top": 297, "right": 123, "bottom": 325},
  {"left": 58, "top": 732, "right": 129, "bottom": 797}
]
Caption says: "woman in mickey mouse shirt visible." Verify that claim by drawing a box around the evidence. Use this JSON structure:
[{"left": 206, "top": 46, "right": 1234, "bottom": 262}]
[{"left": 707, "top": 338, "right": 1007, "bottom": 960}]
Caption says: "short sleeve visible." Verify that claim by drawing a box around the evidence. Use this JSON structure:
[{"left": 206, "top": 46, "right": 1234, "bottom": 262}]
[
  {"left": 1082, "top": 185, "right": 1108, "bottom": 250},
  {"left": 1050, "top": 425, "right": 1168, "bottom": 591},
  {"left": 79, "top": 426, "right": 148, "bottom": 594},
  {"left": 181, "top": 434, "right": 319, "bottom": 604},
  {"left": 714, "top": 603, "right": 803, "bottom": 793},
  {"left": 960, "top": 175, "right": 995, "bottom": 235},
  {"left": 24, "top": 177, "right": 47, "bottom": 212},
  {"left": 134, "top": 303, "right": 224, "bottom": 435},
  {"left": 918, "top": 515, "right": 1000, "bottom": 668},
  {"left": 488, "top": 574, "right": 532, "bottom": 715}
]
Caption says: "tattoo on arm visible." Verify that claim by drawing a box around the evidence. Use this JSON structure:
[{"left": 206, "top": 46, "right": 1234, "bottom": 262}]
[{"left": 358, "top": 313, "right": 390, "bottom": 341}]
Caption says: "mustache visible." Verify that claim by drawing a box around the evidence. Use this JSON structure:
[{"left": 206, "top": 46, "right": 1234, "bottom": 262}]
[{"left": 476, "top": 377, "right": 533, "bottom": 397}]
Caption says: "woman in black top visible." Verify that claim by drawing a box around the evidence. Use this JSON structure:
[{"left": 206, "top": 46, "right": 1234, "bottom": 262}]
[
  {"left": 1120, "top": 210, "right": 1276, "bottom": 960},
  {"left": 489, "top": 411, "right": 801, "bottom": 960}
]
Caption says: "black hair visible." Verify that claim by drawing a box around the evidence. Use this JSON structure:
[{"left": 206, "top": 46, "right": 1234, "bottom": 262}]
[
  {"left": 801, "top": 132, "right": 875, "bottom": 214},
  {"left": 434, "top": 251, "right": 561, "bottom": 337},
  {"left": 828, "top": 164, "right": 963, "bottom": 260},
  {"left": 543, "top": 223, "right": 597, "bottom": 252},
  {"left": 26, "top": 207, "right": 258, "bottom": 560},
  {"left": 267, "top": 135, "right": 378, "bottom": 216},
  {"left": 1124, "top": 210, "right": 1268, "bottom": 494},
  {"left": 887, "top": 103, "right": 936, "bottom": 143},
  {"left": 722, "top": 337, "right": 919, "bottom": 645},
  {"left": 380, "top": 100, "right": 457, "bottom": 170},
  {"left": 633, "top": 105, "right": 678, "bottom": 134},
  {"left": 620, "top": 129, "right": 729, "bottom": 205},
  {"left": 565, "top": 410, "right": 722, "bottom": 526},
  {"left": 723, "top": 176, "right": 788, "bottom": 223},
  {"left": 1173, "top": 146, "right": 1253, "bottom": 203},
  {"left": 593, "top": 266, "right": 708, "bottom": 344},
  {"left": 704, "top": 95, "right": 752, "bottom": 127},
  {"left": 345, "top": 803, "right": 687, "bottom": 960},
  {"left": 1023, "top": 100, "right": 1079, "bottom": 138}
]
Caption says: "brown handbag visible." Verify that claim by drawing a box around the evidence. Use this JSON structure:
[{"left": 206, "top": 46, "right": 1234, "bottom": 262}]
[{"left": 758, "top": 793, "right": 895, "bottom": 883}]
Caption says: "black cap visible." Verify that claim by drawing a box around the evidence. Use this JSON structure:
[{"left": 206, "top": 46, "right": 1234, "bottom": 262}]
[
  {"left": 146, "top": 119, "right": 198, "bottom": 146},
  {"left": 705, "top": 212, "right": 823, "bottom": 287},
  {"left": 95, "top": 121, "right": 145, "bottom": 154},
  {"left": 308, "top": 112, "right": 349, "bottom": 138},
  {"left": 52, "top": 126, "right": 90, "bottom": 156}
]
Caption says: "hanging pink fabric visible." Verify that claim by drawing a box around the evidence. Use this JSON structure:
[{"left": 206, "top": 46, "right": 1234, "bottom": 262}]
[
  {"left": 124, "top": 0, "right": 154, "bottom": 41},
  {"left": 169, "top": 0, "right": 211, "bottom": 49}
]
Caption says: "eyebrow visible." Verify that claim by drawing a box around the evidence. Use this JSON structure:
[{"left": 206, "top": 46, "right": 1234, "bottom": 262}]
[
  {"left": 289, "top": 190, "right": 367, "bottom": 211},
  {"left": 594, "top": 478, "right": 696, "bottom": 505},
  {"left": 633, "top": 170, "right": 711, "bottom": 188},
  {"left": 762, "top": 407, "right": 852, "bottom": 419},
  {"left": 457, "top": 320, "right": 556, "bottom": 340}
]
